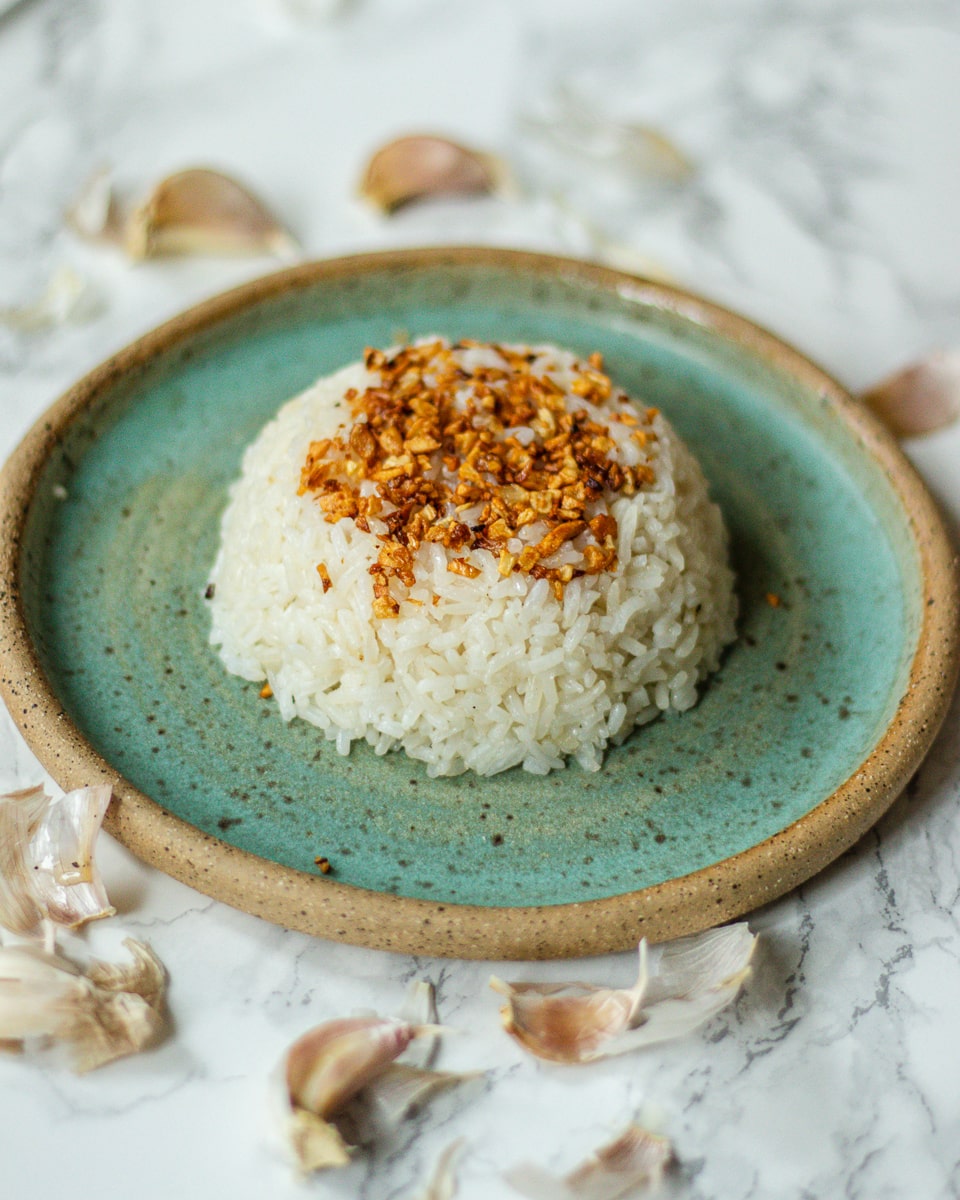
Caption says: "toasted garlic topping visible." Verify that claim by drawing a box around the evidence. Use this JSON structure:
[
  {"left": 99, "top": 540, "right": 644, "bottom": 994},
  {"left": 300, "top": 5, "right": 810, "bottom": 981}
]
[
  {"left": 0, "top": 938, "right": 165, "bottom": 1073},
  {"left": 861, "top": 350, "right": 960, "bottom": 438},
  {"left": 125, "top": 168, "right": 298, "bottom": 260},
  {"left": 505, "top": 1123, "right": 672, "bottom": 1200},
  {"left": 492, "top": 923, "right": 756, "bottom": 1064},
  {"left": 0, "top": 784, "right": 114, "bottom": 936},
  {"left": 359, "top": 135, "right": 507, "bottom": 213}
]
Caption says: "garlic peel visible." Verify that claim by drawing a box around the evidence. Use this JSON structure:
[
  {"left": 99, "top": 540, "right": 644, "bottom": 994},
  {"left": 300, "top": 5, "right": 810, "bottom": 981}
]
[
  {"left": 861, "top": 350, "right": 960, "bottom": 438},
  {"left": 493, "top": 923, "right": 755, "bottom": 1063},
  {"left": 0, "top": 267, "right": 100, "bottom": 333},
  {"left": 419, "top": 1137, "right": 466, "bottom": 1200},
  {"left": 505, "top": 1124, "right": 672, "bottom": 1200},
  {"left": 0, "top": 784, "right": 114, "bottom": 935},
  {"left": 359, "top": 135, "right": 507, "bottom": 213},
  {"left": 0, "top": 938, "right": 165, "bottom": 1072},
  {"left": 65, "top": 166, "right": 125, "bottom": 244}
]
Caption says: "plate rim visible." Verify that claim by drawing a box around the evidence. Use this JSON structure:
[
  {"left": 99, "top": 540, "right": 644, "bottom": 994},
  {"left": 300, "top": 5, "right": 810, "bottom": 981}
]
[{"left": 1, "top": 246, "right": 957, "bottom": 960}]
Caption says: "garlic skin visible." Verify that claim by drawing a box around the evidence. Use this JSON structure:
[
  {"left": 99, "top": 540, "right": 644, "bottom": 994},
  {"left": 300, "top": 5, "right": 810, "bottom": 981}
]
[
  {"left": 125, "top": 169, "right": 298, "bottom": 260},
  {"left": 359, "top": 135, "right": 507, "bottom": 213},
  {"left": 0, "top": 267, "right": 100, "bottom": 333},
  {"left": 0, "top": 938, "right": 165, "bottom": 1073},
  {"left": 65, "top": 166, "right": 125, "bottom": 244},
  {"left": 0, "top": 784, "right": 114, "bottom": 936},
  {"left": 505, "top": 1123, "right": 672, "bottom": 1200},
  {"left": 492, "top": 923, "right": 756, "bottom": 1064},
  {"left": 418, "top": 1138, "right": 466, "bottom": 1200},
  {"left": 524, "top": 85, "right": 694, "bottom": 185},
  {"left": 861, "top": 350, "right": 960, "bottom": 438}
]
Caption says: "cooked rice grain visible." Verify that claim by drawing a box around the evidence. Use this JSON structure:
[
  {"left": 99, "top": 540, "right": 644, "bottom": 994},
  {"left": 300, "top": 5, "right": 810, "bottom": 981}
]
[{"left": 208, "top": 347, "right": 737, "bottom": 776}]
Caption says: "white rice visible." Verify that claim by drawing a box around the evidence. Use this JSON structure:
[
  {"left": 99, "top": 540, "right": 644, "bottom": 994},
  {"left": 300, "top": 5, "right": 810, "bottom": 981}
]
[{"left": 208, "top": 343, "right": 737, "bottom": 776}]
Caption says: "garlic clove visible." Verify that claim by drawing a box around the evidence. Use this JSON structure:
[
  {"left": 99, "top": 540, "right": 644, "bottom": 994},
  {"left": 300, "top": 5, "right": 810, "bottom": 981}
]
[
  {"left": 490, "top": 945, "right": 649, "bottom": 1064},
  {"left": 861, "top": 350, "right": 960, "bottom": 438},
  {"left": 0, "top": 938, "right": 165, "bottom": 1073},
  {"left": 493, "top": 923, "right": 755, "bottom": 1063},
  {"left": 0, "top": 784, "right": 114, "bottom": 935},
  {"left": 505, "top": 1123, "right": 672, "bottom": 1200},
  {"left": 124, "top": 168, "right": 298, "bottom": 261},
  {"left": 358, "top": 135, "right": 507, "bottom": 214},
  {"left": 285, "top": 1016, "right": 425, "bottom": 1120}
]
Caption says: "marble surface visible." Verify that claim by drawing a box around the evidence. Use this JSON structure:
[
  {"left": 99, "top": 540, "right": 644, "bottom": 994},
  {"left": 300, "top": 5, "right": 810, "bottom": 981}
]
[{"left": 1, "top": 0, "right": 959, "bottom": 1196}]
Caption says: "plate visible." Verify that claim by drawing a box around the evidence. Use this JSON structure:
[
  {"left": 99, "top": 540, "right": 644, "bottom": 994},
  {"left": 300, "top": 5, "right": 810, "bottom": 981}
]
[{"left": 1, "top": 248, "right": 957, "bottom": 959}]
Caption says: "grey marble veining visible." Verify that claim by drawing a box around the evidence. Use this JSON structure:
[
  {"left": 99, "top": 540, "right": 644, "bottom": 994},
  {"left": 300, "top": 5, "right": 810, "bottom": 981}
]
[{"left": 1, "top": 1, "right": 959, "bottom": 1197}]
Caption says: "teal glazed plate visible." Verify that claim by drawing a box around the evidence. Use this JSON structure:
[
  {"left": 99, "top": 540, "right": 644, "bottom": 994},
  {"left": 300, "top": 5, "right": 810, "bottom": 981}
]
[{"left": 1, "top": 249, "right": 958, "bottom": 959}]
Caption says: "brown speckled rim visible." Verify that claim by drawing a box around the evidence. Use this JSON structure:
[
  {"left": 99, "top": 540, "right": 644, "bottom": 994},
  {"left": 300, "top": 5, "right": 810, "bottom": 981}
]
[{"left": 1, "top": 248, "right": 958, "bottom": 960}]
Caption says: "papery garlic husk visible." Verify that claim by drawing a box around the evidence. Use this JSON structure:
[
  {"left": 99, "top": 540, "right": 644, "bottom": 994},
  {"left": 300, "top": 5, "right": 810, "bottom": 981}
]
[
  {"left": 0, "top": 267, "right": 100, "bottom": 333},
  {"left": 0, "top": 784, "right": 114, "bottom": 935},
  {"left": 359, "top": 135, "right": 508, "bottom": 213},
  {"left": 524, "top": 86, "right": 694, "bottom": 185},
  {"left": 492, "top": 923, "right": 756, "bottom": 1064},
  {"left": 124, "top": 168, "right": 298, "bottom": 260},
  {"left": 340, "top": 980, "right": 481, "bottom": 1146},
  {"left": 418, "top": 1137, "right": 466, "bottom": 1200},
  {"left": 505, "top": 1123, "right": 672, "bottom": 1200},
  {"left": 861, "top": 350, "right": 960, "bottom": 438},
  {"left": 65, "top": 166, "right": 125, "bottom": 244},
  {"left": 0, "top": 938, "right": 165, "bottom": 1073}
]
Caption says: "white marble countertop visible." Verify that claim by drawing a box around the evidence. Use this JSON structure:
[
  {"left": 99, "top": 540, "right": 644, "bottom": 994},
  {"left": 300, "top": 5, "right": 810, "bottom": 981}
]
[{"left": 2, "top": 1, "right": 959, "bottom": 1197}]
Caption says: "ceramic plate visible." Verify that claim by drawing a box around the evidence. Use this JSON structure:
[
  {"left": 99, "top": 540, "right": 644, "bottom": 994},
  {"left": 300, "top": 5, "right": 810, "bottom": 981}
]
[{"left": 1, "top": 249, "right": 957, "bottom": 959}]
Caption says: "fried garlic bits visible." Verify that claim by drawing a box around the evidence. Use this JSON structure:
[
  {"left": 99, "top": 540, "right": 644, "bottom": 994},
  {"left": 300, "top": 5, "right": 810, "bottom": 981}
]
[{"left": 491, "top": 923, "right": 756, "bottom": 1064}]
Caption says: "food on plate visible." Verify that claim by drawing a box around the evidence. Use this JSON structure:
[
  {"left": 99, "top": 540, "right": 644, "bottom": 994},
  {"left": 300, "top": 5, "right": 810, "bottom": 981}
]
[{"left": 208, "top": 339, "right": 736, "bottom": 776}]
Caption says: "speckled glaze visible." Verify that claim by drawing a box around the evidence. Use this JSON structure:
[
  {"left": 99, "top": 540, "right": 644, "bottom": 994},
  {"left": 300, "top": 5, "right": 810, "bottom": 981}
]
[{"left": 0, "top": 248, "right": 957, "bottom": 959}]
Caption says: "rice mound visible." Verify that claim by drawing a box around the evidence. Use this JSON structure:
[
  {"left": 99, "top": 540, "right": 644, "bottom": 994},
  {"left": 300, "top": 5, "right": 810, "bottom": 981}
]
[{"left": 208, "top": 341, "right": 737, "bottom": 777}]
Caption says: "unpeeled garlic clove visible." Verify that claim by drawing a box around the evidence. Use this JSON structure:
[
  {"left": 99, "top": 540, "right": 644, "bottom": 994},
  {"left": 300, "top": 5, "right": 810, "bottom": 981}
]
[
  {"left": 359, "top": 135, "right": 507, "bottom": 214},
  {"left": 861, "top": 350, "right": 960, "bottom": 438},
  {"left": 505, "top": 1123, "right": 672, "bottom": 1200},
  {"left": 123, "top": 168, "right": 299, "bottom": 261},
  {"left": 492, "top": 923, "right": 756, "bottom": 1064},
  {"left": 0, "top": 784, "right": 114, "bottom": 936},
  {"left": 0, "top": 938, "right": 165, "bottom": 1073}
]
